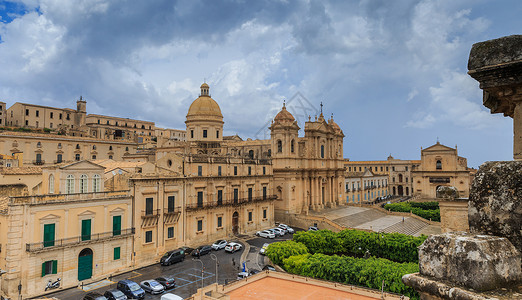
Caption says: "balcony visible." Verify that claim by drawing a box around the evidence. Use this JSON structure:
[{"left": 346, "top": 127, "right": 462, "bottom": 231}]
[
  {"left": 185, "top": 195, "right": 277, "bottom": 212},
  {"left": 32, "top": 160, "right": 45, "bottom": 165},
  {"left": 26, "top": 228, "right": 134, "bottom": 252},
  {"left": 141, "top": 209, "right": 160, "bottom": 218},
  {"left": 164, "top": 207, "right": 181, "bottom": 224}
]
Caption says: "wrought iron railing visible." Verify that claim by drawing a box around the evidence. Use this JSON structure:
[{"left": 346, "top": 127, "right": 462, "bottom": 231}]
[
  {"left": 141, "top": 209, "right": 160, "bottom": 218},
  {"left": 185, "top": 195, "right": 277, "bottom": 211},
  {"left": 26, "top": 228, "right": 134, "bottom": 252}
]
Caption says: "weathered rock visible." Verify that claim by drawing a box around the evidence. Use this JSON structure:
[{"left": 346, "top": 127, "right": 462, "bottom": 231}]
[
  {"left": 436, "top": 186, "right": 459, "bottom": 200},
  {"left": 469, "top": 161, "right": 522, "bottom": 251},
  {"left": 418, "top": 232, "right": 521, "bottom": 292},
  {"left": 468, "top": 35, "right": 522, "bottom": 71}
]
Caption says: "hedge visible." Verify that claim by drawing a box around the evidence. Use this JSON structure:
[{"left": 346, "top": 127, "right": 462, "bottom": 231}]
[
  {"left": 384, "top": 202, "right": 440, "bottom": 222},
  {"left": 265, "top": 240, "right": 308, "bottom": 266}
]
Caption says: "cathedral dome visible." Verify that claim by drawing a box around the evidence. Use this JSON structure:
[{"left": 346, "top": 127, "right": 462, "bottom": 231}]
[
  {"left": 186, "top": 83, "right": 223, "bottom": 119},
  {"left": 273, "top": 103, "right": 295, "bottom": 124}
]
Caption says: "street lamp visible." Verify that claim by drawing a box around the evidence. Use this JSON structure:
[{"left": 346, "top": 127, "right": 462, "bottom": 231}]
[
  {"left": 210, "top": 254, "right": 219, "bottom": 285},
  {"left": 192, "top": 258, "right": 204, "bottom": 289}
]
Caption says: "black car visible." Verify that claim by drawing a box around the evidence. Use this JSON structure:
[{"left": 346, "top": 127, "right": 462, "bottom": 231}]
[
  {"left": 191, "top": 245, "right": 212, "bottom": 257},
  {"left": 180, "top": 246, "right": 194, "bottom": 256},
  {"left": 104, "top": 289, "right": 127, "bottom": 300},
  {"left": 160, "top": 249, "right": 185, "bottom": 265},
  {"left": 155, "top": 276, "right": 176, "bottom": 289},
  {"left": 83, "top": 292, "right": 108, "bottom": 300},
  {"left": 262, "top": 265, "right": 276, "bottom": 271}
]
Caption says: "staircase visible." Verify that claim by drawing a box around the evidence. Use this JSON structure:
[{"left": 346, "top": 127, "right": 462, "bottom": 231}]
[{"left": 381, "top": 217, "right": 429, "bottom": 236}]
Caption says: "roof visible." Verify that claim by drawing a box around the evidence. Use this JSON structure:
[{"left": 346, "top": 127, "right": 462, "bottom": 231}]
[
  {"left": 93, "top": 160, "right": 146, "bottom": 172},
  {"left": 0, "top": 167, "right": 42, "bottom": 175},
  {"left": 0, "top": 131, "right": 137, "bottom": 144},
  {"left": 86, "top": 114, "right": 155, "bottom": 124},
  {"left": 186, "top": 84, "right": 223, "bottom": 120},
  {"left": 273, "top": 104, "right": 295, "bottom": 123}
]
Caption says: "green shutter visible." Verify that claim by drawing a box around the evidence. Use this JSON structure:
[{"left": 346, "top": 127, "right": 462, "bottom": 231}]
[
  {"left": 114, "top": 247, "right": 121, "bottom": 260},
  {"left": 43, "top": 224, "right": 55, "bottom": 247},
  {"left": 81, "top": 219, "right": 91, "bottom": 241},
  {"left": 42, "top": 262, "right": 46, "bottom": 277},
  {"left": 52, "top": 260, "right": 58, "bottom": 274},
  {"left": 113, "top": 215, "right": 121, "bottom": 236}
]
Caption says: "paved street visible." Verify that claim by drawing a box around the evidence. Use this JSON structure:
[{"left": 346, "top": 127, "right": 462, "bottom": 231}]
[{"left": 41, "top": 230, "right": 297, "bottom": 300}]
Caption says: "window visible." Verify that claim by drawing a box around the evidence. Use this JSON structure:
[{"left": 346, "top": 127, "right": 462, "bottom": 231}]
[
  {"left": 291, "top": 139, "right": 295, "bottom": 153},
  {"left": 248, "top": 211, "right": 252, "bottom": 222},
  {"left": 381, "top": 166, "right": 383, "bottom": 172},
  {"left": 36, "top": 153, "right": 42, "bottom": 163},
  {"left": 66, "top": 175, "right": 74, "bottom": 194},
  {"left": 436, "top": 160, "right": 442, "bottom": 170},
  {"left": 248, "top": 187, "right": 253, "bottom": 201},
  {"left": 277, "top": 140, "right": 282, "bottom": 153},
  {"left": 66, "top": 114, "right": 70, "bottom": 120},
  {"left": 217, "top": 216, "right": 222, "bottom": 228},
  {"left": 197, "top": 191, "right": 203, "bottom": 208},
  {"left": 216, "top": 130, "right": 219, "bottom": 138},
  {"left": 25, "top": 109, "right": 29, "bottom": 116},
  {"left": 217, "top": 190, "right": 223, "bottom": 205},
  {"left": 263, "top": 166, "right": 266, "bottom": 175},
  {"left": 41, "top": 260, "right": 57, "bottom": 277},
  {"left": 43, "top": 223, "right": 55, "bottom": 247},
  {"left": 191, "top": 130, "right": 194, "bottom": 139},
  {"left": 145, "top": 231, "right": 152, "bottom": 243},
  {"left": 109, "top": 146, "right": 113, "bottom": 151},
  {"left": 37, "top": 141, "right": 42, "bottom": 148},
  {"left": 92, "top": 155, "right": 96, "bottom": 159},
  {"left": 80, "top": 174, "right": 88, "bottom": 193},
  {"left": 405, "top": 166, "right": 408, "bottom": 171},
  {"left": 106, "top": 120, "right": 110, "bottom": 125},
  {"left": 56, "top": 154, "right": 62, "bottom": 163},
  {"left": 113, "top": 215, "right": 121, "bottom": 236},
  {"left": 263, "top": 186, "right": 267, "bottom": 200},
  {"left": 57, "top": 143, "right": 62, "bottom": 149},
  {"left": 50, "top": 122, "right": 53, "bottom": 128},
  {"left": 167, "top": 196, "right": 175, "bottom": 212},
  {"left": 321, "top": 145, "right": 325, "bottom": 158},
  {"left": 248, "top": 166, "right": 251, "bottom": 175},
  {"left": 167, "top": 227, "right": 174, "bottom": 238},
  {"left": 198, "top": 166, "right": 202, "bottom": 176},
  {"left": 233, "top": 188, "right": 239, "bottom": 203},
  {"left": 218, "top": 166, "right": 222, "bottom": 176},
  {"left": 203, "top": 130, "right": 207, "bottom": 138},
  {"left": 114, "top": 247, "right": 121, "bottom": 260},
  {"left": 59, "top": 113, "right": 62, "bottom": 120},
  {"left": 81, "top": 219, "right": 91, "bottom": 241},
  {"left": 263, "top": 209, "right": 267, "bottom": 219},
  {"left": 145, "top": 198, "right": 154, "bottom": 215},
  {"left": 197, "top": 220, "right": 203, "bottom": 232},
  {"left": 234, "top": 166, "right": 237, "bottom": 176},
  {"left": 36, "top": 110, "right": 39, "bottom": 117},
  {"left": 386, "top": 167, "right": 389, "bottom": 171},
  {"left": 49, "top": 175, "right": 54, "bottom": 194},
  {"left": 392, "top": 166, "right": 395, "bottom": 171},
  {"left": 125, "top": 146, "right": 129, "bottom": 151},
  {"left": 25, "top": 120, "right": 28, "bottom": 126}
]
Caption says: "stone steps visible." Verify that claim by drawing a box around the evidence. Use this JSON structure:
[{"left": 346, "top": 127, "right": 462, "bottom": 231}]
[
  {"left": 333, "top": 209, "right": 386, "bottom": 228},
  {"left": 381, "top": 217, "right": 428, "bottom": 236}
]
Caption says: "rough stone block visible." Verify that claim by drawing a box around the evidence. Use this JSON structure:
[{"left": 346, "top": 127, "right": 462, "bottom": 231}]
[
  {"left": 418, "top": 232, "right": 521, "bottom": 291},
  {"left": 468, "top": 35, "right": 522, "bottom": 70},
  {"left": 469, "top": 161, "right": 522, "bottom": 251},
  {"left": 436, "top": 186, "right": 459, "bottom": 200}
]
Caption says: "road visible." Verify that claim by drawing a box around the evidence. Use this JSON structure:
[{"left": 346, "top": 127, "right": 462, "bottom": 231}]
[{"left": 42, "top": 230, "right": 298, "bottom": 300}]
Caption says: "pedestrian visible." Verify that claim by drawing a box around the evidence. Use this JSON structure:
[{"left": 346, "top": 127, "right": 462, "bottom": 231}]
[{"left": 402, "top": 216, "right": 404, "bottom": 222}]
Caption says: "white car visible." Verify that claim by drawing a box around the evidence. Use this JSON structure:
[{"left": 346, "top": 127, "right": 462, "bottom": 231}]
[
  {"left": 272, "top": 228, "right": 285, "bottom": 236},
  {"left": 237, "top": 271, "right": 249, "bottom": 280},
  {"left": 278, "top": 224, "right": 294, "bottom": 234},
  {"left": 211, "top": 239, "right": 227, "bottom": 250},
  {"left": 140, "top": 279, "right": 165, "bottom": 294},
  {"left": 259, "top": 243, "right": 269, "bottom": 255},
  {"left": 256, "top": 230, "right": 275, "bottom": 239},
  {"left": 225, "top": 242, "right": 243, "bottom": 253},
  {"left": 308, "top": 226, "right": 319, "bottom": 231}
]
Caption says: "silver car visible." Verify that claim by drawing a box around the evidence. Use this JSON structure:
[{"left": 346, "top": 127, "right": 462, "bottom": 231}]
[
  {"left": 278, "top": 224, "right": 294, "bottom": 234},
  {"left": 211, "top": 239, "right": 228, "bottom": 250},
  {"left": 140, "top": 280, "right": 165, "bottom": 294},
  {"left": 272, "top": 228, "right": 285, "bottom": 236},
  {"left": 256, "top": 230, "right": 275, "bottom": 239}
]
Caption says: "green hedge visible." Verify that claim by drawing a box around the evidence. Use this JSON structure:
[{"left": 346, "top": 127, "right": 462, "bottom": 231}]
[
  {"left": 265, "top": 240, "right": 308, "bottom": 266},
  {"left": 384, "top": 202, "right": 440, "bottom": 222},
  {"left": 293, "top": 229, "right": 426, "bottom": 263},
  {"left": 283, "top": 253, "right": 419, "bottom": 299}
]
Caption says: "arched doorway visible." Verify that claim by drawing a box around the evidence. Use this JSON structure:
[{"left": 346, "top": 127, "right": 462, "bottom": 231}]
[
  {"left": 406, "top": 187, "right": 409, "bottom": 195},
  {"left": 398, "top": 185, "right": 404, "bottom": 196},
  {"left": 78, "top": 248, "right": 93, "bottom": 281},
  {"left": 232, "top": 212, "right": 239, "bottom": 235},
  {"left": 392, "top": 186, "right": 396, "bottom": 195}
]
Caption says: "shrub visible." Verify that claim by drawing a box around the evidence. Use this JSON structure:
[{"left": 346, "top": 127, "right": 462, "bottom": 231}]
[
  {"left": 384, "top": 202, "right": 440, "bottom": 222},
  {"left": 265, "top": 240, "right": 308, "bottom": 266}
]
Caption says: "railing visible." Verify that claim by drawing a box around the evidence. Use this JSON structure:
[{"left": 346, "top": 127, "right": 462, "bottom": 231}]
[
  {"left": 32, "top": 160, "right": 45, "bottom": 165},
  {"left": 141, "top": 209, "right": 160, "bottom": 218},
  {"left": 10, "top": 190, "right": 130, "bottom": 205},
  {"left": 186, "top": 195, "right": 277, "bottom": 211},
  {"left": 26, "top": 228, "right": 134, "bottom": 252},
  {"left": 163, "top": 207, "right": 182, "bottom": 215}
]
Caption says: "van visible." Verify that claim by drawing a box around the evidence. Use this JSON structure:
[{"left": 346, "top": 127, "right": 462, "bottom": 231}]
[
  {"left": 160, "top": 249, "right": 185, "bottom": 266},
  {"left": 117, "top": 280, "right": 145, "bottom": 299},
  {"left": 160, "top": 293, "right": 184, "bottom": 300}
]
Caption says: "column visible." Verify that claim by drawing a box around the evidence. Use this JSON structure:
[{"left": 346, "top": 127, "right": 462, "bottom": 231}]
[{"left": 514, "top": 101, "right": 522, "bottom": 160}]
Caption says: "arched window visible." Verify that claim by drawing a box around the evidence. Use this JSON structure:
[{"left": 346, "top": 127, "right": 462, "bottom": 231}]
[
  {"left": 277, "top": 140, "right": 282, "bottom": 153},
  {"left": 267, "top": 149, "right": 271, "bottom": 157},
  {"left": 49, "top": 175, "right": 54, "bottom": 194},
  {"left": 75, "top": 154, "right": 80, "bottom": 161},
  {"left": 36, "top": 153, "right": 42, "bottom": 163},
  {"left": 56, "top": 154, "right": 62, "bottom": 163},
  {"left": 93, "top": 174, "right": 101, "bottom": 192},
  {"left": 125, "top": 146, "right": 129, "bottom": 151},
  {"left": 37, "top": 142, "right": 42, "bottom": 148},
  {"left": 66, "top": 175, "right": 75, "bottom": 194},
  {"left": 80, "top": 174, "right": 88, "bottom": 193},
  {"left": 291, "top": 139, "right": 295, "bottom": 153},
  {"left": 109, "top": 146, "right": 113, "bottom": 151},
  {"left": 321, "top": 145, "right": 325, "bottom": 158},
  {"left": 248, "top": 150, "right": 254, "bottom": 159},
  {"left": 436, "top": 160, "right": 442, "bottom": 170},
  {"left": 92, "top": 145, "right": 96, "bottom": 150},
  {"left": 76, "top": 144, "right": 80, "bottom": 150},
  {"left": 57, "top": 143, "right": 62, "bottom": 149}
]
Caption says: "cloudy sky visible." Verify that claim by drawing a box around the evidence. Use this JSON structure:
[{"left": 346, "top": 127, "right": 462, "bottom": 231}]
[{"left": 1, "top": 0, "right": 520, "bottom": 167}]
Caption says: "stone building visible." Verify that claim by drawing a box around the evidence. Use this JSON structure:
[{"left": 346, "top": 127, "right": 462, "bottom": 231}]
[
  {"left": 155, "top": 127, "right": 186, "bottom": 142},
  {"left": 0, "top": 101, "right": 6, "bottom": 127},
  {"left": 411, "top": 142, "right": 473, "bottom": 199},
  {"left": 0, "top": 161, "right": 134, "bottom": 298},
  {"left": 345, "top": 169, "right": 388, "bottom": 203}
]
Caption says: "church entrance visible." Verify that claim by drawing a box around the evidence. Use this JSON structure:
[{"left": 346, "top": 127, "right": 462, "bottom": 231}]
[
  {"left": 398, "top": 185, "right": 404, "bottom": 196},
  {"left": 232, "top": 211, "right": 239, "bottom": 235}
]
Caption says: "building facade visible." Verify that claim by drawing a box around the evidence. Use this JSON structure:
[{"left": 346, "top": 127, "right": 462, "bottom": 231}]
[
  {"left": 345, "top": 169, "right": 388, "bottom": 203},
  {"left": 0, "top": 101, "right": 6, "bottom": 127}
]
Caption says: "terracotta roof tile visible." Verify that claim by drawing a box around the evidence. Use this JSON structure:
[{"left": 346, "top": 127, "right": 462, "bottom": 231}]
[{"left": 0, "top": 167, "right": 42, "bottom": 175}]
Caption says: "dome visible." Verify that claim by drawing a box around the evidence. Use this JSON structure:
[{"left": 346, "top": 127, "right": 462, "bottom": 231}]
[
  {"left": 186, "top": 83, "right": 223, "bottom": 119},
  {"left": 273, "top": 103, "right": 295, "bottom": 123}
]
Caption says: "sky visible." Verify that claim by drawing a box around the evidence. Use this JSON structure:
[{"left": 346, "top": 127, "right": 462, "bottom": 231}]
[{"left": 0, "top": 0, "right": 521, "bottom": 168}]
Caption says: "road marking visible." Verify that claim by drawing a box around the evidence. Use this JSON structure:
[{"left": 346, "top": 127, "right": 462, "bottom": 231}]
[{"left": 128, "top": 271, "right": 142, "bottom": 279}]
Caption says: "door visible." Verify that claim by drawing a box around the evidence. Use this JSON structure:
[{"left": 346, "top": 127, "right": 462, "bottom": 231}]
[
  {"left": 43, "top": 223, "right": 55, "bottom": 247},
  {"left": 81, "top": 219, "right": 91, "bottom": 241},
  {"left": 113, "top": 215, "right": 121, "bottom": 236},
  {"left": 78, "top": 248, "right": 93, "bottom": 281},
  {"left": 232, "top": 211, "right": 239, "bottom": 235},
  {"left": 398, "top": 185, "right": 404, "bottom": 196}
]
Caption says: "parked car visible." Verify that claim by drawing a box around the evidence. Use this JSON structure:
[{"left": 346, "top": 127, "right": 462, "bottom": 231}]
[
  {"left": 160, "top": 249, "right": 185, "bottom": 266},
  {"left": 249, "top": 269, "right": 260, "bottom": 276},
  {"left": 117, "top": 280, "right": 145, "bottom": 300},
  {"left": 155, "top": 276, "right": 176, "bottom": 290},
  {"left": 256, "top": 230, "right": 275, "bottom": 239},
  {"left": 259, "top": 243, "right": 269, "bottom": 255},
  {"left": 272, "top": 227, "right": 285, "bottom": 236},
  {"left": 179, "top": 246, "right": 194, "bottom": 256},
  {"left": 140, "top": 279, "right": 165, "bottom": 294},
  {"left": 278, "top": 224, "right": 295, "bottom": 234},
  {"left": 266, "top": 228, "right": 279, "bottom": 236},
  {"left": 262, "top": 265, "right": 276, "bottom": 271},
  {"left": 237, "top": 271, "right": 249, "bottom": 280},
  {"left": 225, "top": 242, "right": 242, "bottom": 253},
  {"left": 192, "top": 245, "right": 213, "bottom": 257},
  {"left": 104, "top": 289, "right": 127, "bottom": 300},
  {"left": 211, "top": 240, "right": 228, "bottom": 250},
  {"left": 83, "top": 292, "right": 108, "bottom": 300},
  {"left": 161, "top": 294, "right": 184, "bottom": 300},
  {"left": 308, "top": 226, "right": 319, "bottom": 231}
]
